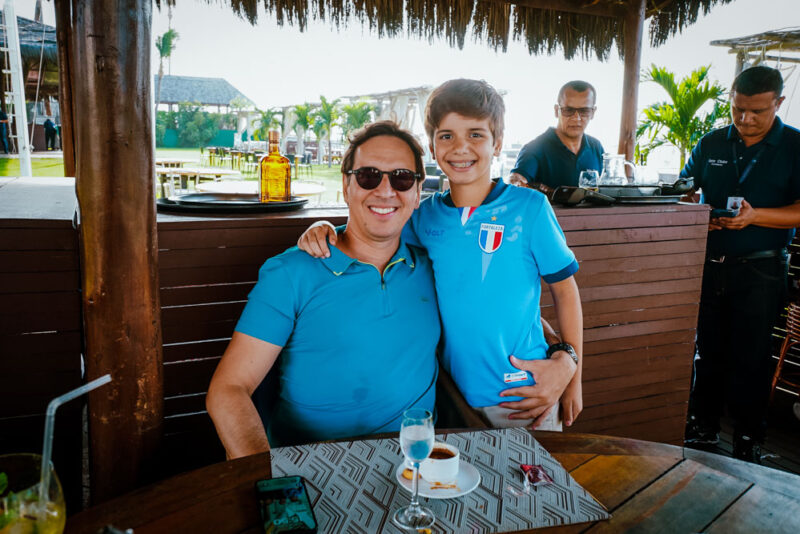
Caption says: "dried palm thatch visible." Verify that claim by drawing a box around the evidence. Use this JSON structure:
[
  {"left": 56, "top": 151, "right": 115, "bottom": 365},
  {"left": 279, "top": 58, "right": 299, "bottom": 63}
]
[{"left": 156, "top": 0, "right": 734, "bottom": 60}]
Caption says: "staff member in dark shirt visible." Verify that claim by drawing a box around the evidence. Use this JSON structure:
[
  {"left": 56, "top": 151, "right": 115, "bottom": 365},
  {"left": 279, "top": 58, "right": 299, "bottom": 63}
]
[
  {"left": 681, "top": 66, "right": 800, "bottom": 463},
  {"left": 509, "top": 81, "right": 604, "bottom": 193}
]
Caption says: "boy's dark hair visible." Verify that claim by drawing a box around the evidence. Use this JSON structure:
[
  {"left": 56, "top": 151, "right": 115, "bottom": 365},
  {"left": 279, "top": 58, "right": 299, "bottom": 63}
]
[
  {"left": 557, "top": 80, "right": 597, "bottom": 105},
  {"left": 732, "top": 66, "right": 783, "bottom": 97},
  {"left": 424, "top": 79, "right": 505, "bottom": 141},
  {"left": 341, "top": 120, "right": 425, "bottom": 179}
]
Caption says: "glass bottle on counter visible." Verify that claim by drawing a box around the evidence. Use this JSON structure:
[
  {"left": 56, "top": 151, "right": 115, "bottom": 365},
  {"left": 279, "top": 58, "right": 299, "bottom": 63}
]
[{"left": 259, "top": 130, "right": 291, "bottom": 202}]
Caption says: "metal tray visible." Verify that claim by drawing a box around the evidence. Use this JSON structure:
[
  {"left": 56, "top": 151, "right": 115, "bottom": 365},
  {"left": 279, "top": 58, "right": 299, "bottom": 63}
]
[
  {"left": 613, "top": 195, "right": 683, "bottom": 204},
  {"left": 157, "top": 194, "right": 308, "bottom": 213}
]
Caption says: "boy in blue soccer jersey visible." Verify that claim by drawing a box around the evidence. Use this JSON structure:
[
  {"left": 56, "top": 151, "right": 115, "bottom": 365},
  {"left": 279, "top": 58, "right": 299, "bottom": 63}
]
[{"left": 300, "top": 79, "right": 583, "bottom": 430}]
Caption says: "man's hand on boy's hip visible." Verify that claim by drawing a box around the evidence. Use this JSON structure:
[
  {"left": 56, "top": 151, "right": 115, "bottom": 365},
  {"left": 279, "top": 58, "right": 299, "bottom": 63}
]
[{"left": 498, "top": 353, "right": 577, "bottom": 423}]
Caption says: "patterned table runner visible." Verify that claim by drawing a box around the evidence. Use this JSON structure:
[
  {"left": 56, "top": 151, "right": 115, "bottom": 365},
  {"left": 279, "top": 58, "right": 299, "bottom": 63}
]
[{"left": 270, "top": 427, "right": 609, "bottom": 532}]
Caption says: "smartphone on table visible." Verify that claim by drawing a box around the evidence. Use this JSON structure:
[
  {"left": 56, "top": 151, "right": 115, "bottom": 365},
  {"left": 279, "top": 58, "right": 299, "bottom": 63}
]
[{"left": 256, "top": 476, "right": 318, "bottom": 533}]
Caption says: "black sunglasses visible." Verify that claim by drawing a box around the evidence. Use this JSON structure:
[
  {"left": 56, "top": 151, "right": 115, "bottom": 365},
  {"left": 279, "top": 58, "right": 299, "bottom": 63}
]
[{"left": 346, "top": 167, "right": 421, "bottom": 192}]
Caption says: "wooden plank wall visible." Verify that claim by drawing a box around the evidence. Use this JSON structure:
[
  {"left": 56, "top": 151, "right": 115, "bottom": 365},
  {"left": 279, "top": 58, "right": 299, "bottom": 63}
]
[
  {"left": 544, "top": 203, "right": 709, "bottom": 445},
  {"left": 0, "top": 179, "right": 84, "bottom": 512},
  {"left": 155, "top": 210, "right": 348, "bottom": 475}
]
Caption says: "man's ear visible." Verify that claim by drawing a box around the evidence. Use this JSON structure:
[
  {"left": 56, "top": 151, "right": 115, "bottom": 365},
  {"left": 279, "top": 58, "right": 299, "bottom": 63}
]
[
  {"left": 341, "top": 174, "right": 349, "bottom": 205},
  {"left": 554, "top": 104, "right": 560, "bottom": 119},
  {"left": 777, "top": 95, "right": 786, "bottom": 110},
  {"left": 414, "top": 181, "right": 422, "bottom": 208}
]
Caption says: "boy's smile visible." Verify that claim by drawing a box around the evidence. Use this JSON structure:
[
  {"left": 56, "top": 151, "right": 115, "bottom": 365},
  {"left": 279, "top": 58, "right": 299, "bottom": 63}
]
[{"left": 431, "top": 112, "right": 502, "bottom": 192}]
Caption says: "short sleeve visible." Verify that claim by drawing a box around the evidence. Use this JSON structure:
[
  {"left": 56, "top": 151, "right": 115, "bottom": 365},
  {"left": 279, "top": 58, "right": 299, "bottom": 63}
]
[
  {"left": 511, "top": 144, "right": 539, "bottom": 184},
  {"left": 235, "top": 257, "right": 297, "bottom": 346},
  {"left": 680, "top": 137, "right": 705, "bottom": 190},
  {"left": 529, "top": 197, "right": 578, "bottom": 283},
  {"left": 402, "top": 211, "right": 422, "bottom": 248}
]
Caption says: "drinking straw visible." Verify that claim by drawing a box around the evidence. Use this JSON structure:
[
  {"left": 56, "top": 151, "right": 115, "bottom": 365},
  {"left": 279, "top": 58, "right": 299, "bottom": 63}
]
[{"left": 39, "top": 374, "right": 112, "bottom": 507}]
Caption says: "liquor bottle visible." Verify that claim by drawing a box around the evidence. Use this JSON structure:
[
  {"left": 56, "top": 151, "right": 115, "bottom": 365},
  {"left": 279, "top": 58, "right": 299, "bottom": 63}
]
[{"left": 259, "top": 130, "right": 291, "bottom": 202}]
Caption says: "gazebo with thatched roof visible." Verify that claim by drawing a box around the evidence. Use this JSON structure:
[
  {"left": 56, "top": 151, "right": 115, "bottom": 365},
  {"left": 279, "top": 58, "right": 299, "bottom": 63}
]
[{"left": 46, "top": 0, "right": 733, "bottom": 502}]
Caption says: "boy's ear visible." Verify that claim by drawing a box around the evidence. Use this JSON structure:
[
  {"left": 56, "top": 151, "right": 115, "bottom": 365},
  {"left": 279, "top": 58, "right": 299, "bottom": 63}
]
[
  {"left": 428, "top": 142, "right": 435, "bottom": 159},
  {"left": 493, "top": 136, "right": 503, "bottom": 157}
]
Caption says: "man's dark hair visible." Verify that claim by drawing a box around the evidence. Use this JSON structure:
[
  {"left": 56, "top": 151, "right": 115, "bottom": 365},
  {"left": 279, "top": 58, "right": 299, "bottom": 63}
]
[
  {"left": 425, "top": 79, "right": 505, "bottom": 142},
  {"left": 341, "top": 120, "right": 425, "bottom": 179},
  {"left": 557, "top": 80, "right": 597, "bottom": 105},
  {"left": 732, "top": 66, "right": 784, "bottom": 97}
]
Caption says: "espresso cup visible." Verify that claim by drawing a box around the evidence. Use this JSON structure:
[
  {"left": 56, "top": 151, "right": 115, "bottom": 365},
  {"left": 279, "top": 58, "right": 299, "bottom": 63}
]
[{"left": 419, "top": 442, "right": 459, "bottom": 484}]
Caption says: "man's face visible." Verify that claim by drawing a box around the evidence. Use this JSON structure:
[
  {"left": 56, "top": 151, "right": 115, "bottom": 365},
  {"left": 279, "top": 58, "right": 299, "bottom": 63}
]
[
  {"left": 730, "top": 90, "right": 784, "bottom": 142},
  {"left": 342, "top": 135, "right": 421, "bottom": 245},
  {"left": 554, "top": 88, "right": 596, "bottom": 140}
]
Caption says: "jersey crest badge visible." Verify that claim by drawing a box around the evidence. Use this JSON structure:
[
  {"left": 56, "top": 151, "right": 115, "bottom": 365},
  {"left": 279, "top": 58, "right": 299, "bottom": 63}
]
[{"left": 479, "top": 223, "right": 504, "bottom": 253}]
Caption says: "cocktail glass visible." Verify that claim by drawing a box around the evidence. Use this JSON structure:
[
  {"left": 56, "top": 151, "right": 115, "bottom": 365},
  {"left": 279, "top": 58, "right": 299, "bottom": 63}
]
[
  {"left": 393, "top": 408, "right": 435, "bottom": 530},
  {"left": 0, "top": 453, "right": 65, "bottom": 534}
]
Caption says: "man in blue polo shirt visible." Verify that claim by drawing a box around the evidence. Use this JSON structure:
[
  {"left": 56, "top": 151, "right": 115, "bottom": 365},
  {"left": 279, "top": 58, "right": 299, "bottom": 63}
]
[
  {"left": 509, "top": 81, "right": 604, "bottom": 193},
  {"left": 681, "top": 66, "right": 800, "bottom": 463},
  {"left": 206, "top": 121, "right": 440, "bottom": 458}
]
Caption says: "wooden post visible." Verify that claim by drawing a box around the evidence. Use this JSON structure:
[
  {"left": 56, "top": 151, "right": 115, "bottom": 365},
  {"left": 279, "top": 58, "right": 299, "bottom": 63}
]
[
  {"left": 71, "top": 0, "right": 163, "bottom": 502},
  {"left": 617, "top": 0, "right": 646, "bottom": 161},
  {"left": 53, "top": 0, "right": 75, "bottom": 176}
]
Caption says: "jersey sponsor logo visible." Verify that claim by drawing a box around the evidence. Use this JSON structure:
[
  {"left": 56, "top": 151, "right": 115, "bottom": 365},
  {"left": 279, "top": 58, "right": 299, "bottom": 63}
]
[
  {"left": 504, "top": 370, "right": 529, "bottom": 383},
  {"left": 479, "top": 223, "right": 504, "bottom": 253}
]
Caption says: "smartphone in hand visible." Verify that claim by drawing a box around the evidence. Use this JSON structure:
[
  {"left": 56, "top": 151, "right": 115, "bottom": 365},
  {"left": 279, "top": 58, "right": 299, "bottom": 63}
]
[
  {"left": 710, "top": 208, "right": 738, "bottom": 218},
  {"left": 256, "top": 476, "right": 318, "bottom": 533}
]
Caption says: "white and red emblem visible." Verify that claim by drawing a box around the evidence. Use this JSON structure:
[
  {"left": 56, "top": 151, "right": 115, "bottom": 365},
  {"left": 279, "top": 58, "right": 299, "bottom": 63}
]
[{"left": 478, "top": 223, "right": 504, "bottom": 253}]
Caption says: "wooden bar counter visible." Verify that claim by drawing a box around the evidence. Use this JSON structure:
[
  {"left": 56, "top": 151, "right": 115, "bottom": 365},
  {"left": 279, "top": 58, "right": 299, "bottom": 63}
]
[{"left": 1, "top": 178, "right": 709, "bottom": 484}]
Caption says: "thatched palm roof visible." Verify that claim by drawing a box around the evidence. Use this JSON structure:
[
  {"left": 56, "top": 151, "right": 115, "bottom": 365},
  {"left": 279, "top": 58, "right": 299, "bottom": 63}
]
[
  {"left": 159, "top": 0, "right": 733, "bottom": 60},
  {"left": 155, "top": 75, "right": 256, "bottom": 107},
  {"left": 0, "top": 16, "right": 58, "bottom": 65}
]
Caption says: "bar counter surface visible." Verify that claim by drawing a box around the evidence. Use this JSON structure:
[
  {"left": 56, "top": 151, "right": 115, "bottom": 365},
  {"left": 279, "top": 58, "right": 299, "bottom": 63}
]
[{"left": 1, "top": 177, "right": 709, "bottom": 483}]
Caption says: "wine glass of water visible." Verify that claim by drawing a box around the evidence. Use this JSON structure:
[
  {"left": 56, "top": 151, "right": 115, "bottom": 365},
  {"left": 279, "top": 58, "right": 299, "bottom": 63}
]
[{"left": 393, "top": 408, "right": 435, "bottom": 530}]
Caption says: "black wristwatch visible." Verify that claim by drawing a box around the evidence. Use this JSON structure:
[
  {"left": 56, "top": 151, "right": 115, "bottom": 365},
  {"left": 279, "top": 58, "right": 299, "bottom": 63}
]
[{"left": 546, "top": 342, "right": 578, "bottom": 365}]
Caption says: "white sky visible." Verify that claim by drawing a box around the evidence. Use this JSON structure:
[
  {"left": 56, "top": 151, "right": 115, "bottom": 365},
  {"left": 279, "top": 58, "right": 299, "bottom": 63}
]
[{"left": 17, "top": 0, "right": 800, "bottom": 167}]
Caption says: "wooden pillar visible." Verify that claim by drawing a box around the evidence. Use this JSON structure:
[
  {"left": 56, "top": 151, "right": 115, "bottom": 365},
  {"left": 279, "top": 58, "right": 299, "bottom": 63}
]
[
  {"left": 617, "top": 0, "right": 646, "bottom": 161},
  {"left": 53, "top": 0, "right": 75, "bottom": 176},
  {"left": 71, "top": 0, "right": 163, "bottom": 502}
]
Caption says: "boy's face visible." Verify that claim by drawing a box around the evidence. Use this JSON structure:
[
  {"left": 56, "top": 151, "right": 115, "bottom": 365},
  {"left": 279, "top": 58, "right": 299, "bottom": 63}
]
[{"left": 429, "top": 112, "right": 502, "bottom": 189}]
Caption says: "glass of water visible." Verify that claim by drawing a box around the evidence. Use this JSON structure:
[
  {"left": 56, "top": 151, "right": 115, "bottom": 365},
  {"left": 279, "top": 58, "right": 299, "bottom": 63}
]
[
  {"left": 579, "top": 169, "right": 599, "bottom": 191},
  {"left": 393, "top": 408, "right": 435, "bottom": 530}
]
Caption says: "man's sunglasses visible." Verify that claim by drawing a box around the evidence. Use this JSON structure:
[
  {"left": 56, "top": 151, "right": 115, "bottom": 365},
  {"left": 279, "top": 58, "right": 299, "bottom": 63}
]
[
  {"left": 558, "top": 106, "right": 595, "bottom": 119},
  {"left": 345, "top": 167, "right": 421, "bottom": 192}
]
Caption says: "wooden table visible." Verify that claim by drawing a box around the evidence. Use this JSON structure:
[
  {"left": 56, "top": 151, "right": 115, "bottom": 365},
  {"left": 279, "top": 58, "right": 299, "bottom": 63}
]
[
  {"left": 66, "top": 432, "right": 800, "bottom": 533},
  {"left": 155, "top": 157, "right": 197, "bottom": 168}
]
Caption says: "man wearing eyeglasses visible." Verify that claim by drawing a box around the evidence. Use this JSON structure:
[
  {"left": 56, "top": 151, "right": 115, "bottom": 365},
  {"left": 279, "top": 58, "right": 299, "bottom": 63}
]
[
  {"left": 207, "top": 121, "right": 440, "bottom": 458},
  {"left": 509, "top": 81, "right": 604, "bottom": 193}
]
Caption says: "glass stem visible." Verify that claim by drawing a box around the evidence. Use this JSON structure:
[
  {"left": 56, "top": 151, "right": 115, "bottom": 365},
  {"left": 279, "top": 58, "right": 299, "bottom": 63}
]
[{"left": 409, "top": 461, "right": 422, "bottom": 514}]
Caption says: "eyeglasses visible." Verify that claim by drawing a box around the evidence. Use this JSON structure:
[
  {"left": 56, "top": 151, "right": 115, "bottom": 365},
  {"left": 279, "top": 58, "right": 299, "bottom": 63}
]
[
  {"left": 346, "top": 167, "right": 421, "bottom": 192},
  {"left": 558, "top": 106, "right": 595, "bottom": 119}
]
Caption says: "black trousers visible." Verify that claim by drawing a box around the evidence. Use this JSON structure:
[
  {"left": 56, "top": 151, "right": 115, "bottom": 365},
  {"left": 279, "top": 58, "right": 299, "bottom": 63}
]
[
  {"left": 690, "top": 255, "right": 788, "bottom": 441},
  {"left": 45, "top": 129, "right": 57, "bottom": 150}
]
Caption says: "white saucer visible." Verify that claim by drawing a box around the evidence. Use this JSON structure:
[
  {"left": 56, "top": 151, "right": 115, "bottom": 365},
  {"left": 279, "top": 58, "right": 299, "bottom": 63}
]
[{"left": 395, "top": 461, "right": 481, "bottom": 499}]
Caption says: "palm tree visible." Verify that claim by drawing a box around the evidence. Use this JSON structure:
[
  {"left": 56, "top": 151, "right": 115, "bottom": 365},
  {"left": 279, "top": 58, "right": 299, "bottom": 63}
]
[
  {"left": 341, "top": 100, "right": 374, "bottom": 141},
  {"left": 316, "top": 96, "right": 341, "bottom": 168},
  {"left": 636, "top": 64, "right": 730, "bottom": 168},
  {"left": 310, "top": 116, "right": 327, "bottom": 165},
  {"left": 255, "top": 108, "right": 283, "bottom": 141},
  {"left": 155, "top": 29, "right": 179, "bottom": 112},
  {"left": 292, "top": 103, "right": 313, "bottom": 157}
]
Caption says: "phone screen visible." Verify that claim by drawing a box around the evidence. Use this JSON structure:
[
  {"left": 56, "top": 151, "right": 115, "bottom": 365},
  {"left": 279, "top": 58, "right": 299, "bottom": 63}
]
[{"left": 256, "top": 476, "right": 318, "bottom": 534}]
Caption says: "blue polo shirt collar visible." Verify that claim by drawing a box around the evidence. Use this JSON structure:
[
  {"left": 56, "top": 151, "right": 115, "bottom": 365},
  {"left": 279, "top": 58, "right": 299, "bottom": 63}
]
[
  {"left": 320, "top": 239, "right": 416, "bottom": 276},
  {"left": 441, "top": 178, "right": 507, "bottom": 208},
  {"left": 546, "top": 126, "right": 587, "bottom": 154},
  {"left": 726, "top": 117, "right": 784, "bottom": 146}
]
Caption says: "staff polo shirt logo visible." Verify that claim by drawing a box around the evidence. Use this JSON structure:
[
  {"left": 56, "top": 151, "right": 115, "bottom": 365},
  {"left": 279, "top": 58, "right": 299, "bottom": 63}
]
[{"left": 479, "top": 223, "right": 504, "bottom": 253}]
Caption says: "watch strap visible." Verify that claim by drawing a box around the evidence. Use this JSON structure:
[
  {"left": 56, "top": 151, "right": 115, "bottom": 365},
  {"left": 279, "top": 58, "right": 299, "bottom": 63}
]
[{"left": 546, "top": 342, "right": 578, "bottom": 365}]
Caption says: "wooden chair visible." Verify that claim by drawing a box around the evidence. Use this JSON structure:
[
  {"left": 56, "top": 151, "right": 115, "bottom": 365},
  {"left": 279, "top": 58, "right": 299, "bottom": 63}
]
[{"left": 771, "top": 301, "right": 800, "bottom": 400}]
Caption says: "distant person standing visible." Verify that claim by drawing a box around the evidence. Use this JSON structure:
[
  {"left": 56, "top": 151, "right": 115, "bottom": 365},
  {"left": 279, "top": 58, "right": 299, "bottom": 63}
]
[
  {"left": 44, "top": 118, "right": 57, "bottom": 151},
  {"left": 0, "top": 109, "right": 9, "bottom": 154},
  {"left": 509, "top": 81, "right": 604, "bottom": 193}
]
